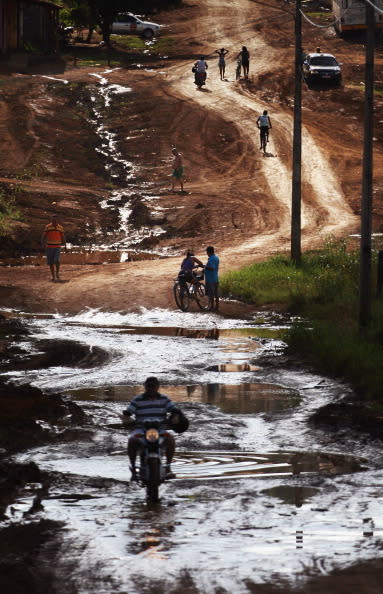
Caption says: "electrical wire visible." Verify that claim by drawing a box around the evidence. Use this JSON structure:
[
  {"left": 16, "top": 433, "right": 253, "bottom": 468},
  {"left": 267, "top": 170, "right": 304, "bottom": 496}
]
[
  {"left": 299, "top": 9, "right": 342, "bottom": 28},
  {"left": 363, "top": 0, "right": 383, "bottom": 15}
]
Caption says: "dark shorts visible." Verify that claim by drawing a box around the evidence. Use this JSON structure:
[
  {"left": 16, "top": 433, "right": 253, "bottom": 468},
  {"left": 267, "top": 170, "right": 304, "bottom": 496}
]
[
  {"left": 205, "top": 281, "right": 219, "bottom": 298},
  {"left": 46, "top": 247, "right": 61, "bottom": 265},
  {"left": 172, "top": 167, "right": 184, "bottom": 179}
]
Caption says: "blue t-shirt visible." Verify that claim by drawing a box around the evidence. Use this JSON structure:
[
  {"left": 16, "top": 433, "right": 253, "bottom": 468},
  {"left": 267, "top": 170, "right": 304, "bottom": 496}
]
[{"left": 205, "top": 254, "right": 219, "bottom": 283}]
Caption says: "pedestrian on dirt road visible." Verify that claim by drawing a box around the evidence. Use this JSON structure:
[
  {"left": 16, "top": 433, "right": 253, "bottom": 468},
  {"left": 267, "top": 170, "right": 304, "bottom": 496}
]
[
  {"left": 204, "top": 246, "right": 219, "bottom": 311},
  {"left": 215, "top": 48, "right": 229, "bottom": 80},
  {"left": 41, "top": 214, "right": 66, "bottom": 282},
  {"left": 237, "top": 46, "right": 250, "bottom": 78},
  {"left": 170, "top": 147, "right": 185, "bottom": 193}
]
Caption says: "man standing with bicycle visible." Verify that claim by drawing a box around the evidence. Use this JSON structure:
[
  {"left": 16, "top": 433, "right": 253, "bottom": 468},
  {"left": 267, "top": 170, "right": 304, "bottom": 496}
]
[
  {"left": 205, "top": 246, "right": 220, "bottom": 312},
  {"left": 256, "top": 110, "right": 272, "bottom": 151}
]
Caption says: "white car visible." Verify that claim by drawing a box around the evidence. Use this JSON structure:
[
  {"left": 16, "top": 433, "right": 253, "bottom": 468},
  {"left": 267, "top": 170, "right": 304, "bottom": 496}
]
[{"left": 111, "top": 13, "right": 161, "bottom": 39}]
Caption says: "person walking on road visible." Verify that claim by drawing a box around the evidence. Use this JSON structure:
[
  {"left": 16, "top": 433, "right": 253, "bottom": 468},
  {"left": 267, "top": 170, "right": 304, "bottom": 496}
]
[
  {"left": 170, "top": 147, "right": 185, "bottom": 193},
  {"left": 204, "top": 245, "right": 219, "bottom": 311},
  {"left": 215, "top": 48, "right": 229, "bottom": 80},
  {"left": 41, "top": 214, "right": 66, "bottom": 282},
  {"left": 237, "top": 46, "right": 250, "bottom": 78}
]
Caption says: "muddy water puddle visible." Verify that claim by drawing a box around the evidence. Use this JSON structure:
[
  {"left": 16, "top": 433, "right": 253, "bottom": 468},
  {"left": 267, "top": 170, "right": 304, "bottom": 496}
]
[
  {"left": 4, "top": 308, "right": 383, "bottom": 592},
  {"left": 68, "top": 382, "right": 299, "bottom": 415},
  {"left": 0, "top": 248, "right": 159, "bottom": 267}
]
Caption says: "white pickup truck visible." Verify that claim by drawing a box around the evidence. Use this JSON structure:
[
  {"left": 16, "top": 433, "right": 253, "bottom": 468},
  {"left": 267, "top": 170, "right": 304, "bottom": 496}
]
[{"left": 111, "top": 13, "right": 161, "bottom": 39}]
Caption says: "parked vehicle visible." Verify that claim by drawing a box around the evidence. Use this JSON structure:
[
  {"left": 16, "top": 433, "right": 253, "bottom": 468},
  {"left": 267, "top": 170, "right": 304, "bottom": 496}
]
[
  {"left": 111, "top": 13, "right": 161, "bottom": 38},
  {"left": 332, "top": 0, "right": 383, "bottom": 35},
  {"left": 302, "top": 52, "right": 342, "bottom": 85}
]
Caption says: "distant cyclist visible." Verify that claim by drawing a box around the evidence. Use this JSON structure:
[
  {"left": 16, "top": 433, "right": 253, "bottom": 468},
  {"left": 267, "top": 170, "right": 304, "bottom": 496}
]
[{"left": 256, "top": 110, "right": 272, "bottom": 151}]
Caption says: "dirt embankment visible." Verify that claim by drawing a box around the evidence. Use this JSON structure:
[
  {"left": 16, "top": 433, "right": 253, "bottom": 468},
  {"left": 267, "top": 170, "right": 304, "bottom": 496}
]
[{"left": 0, "top": 0, "right": 383, "bottom": 315}]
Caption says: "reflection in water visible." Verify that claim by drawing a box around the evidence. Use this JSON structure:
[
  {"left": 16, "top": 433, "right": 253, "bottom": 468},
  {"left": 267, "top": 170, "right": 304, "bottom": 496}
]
[
  {"left": 176, "top": 450, "right": 364, "bottom": 480},
  {"left": 261, "top": 485, "right": 319, "bottom": 507},
  {"left": 67, "top": 382, "right": 300, "bottom": 415},
  {"left": 0, "top": 249, "right": 157, "bottom": 267}
]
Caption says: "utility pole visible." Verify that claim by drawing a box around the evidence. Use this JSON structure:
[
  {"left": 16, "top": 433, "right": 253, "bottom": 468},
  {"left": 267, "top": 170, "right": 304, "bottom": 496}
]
[
  {"left": 291, "top": 0, "right": 302, "bottom": 265},
  {"left": 359, "top": 2, "right": 375, "bottom": 329}
]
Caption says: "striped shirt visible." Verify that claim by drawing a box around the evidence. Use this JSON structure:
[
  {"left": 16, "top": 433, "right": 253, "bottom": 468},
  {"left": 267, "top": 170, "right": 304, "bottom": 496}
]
[
  {"left": 126, "top": 393, "right": 177, "bottom": 426},
  {"left": 44, "top": 223, "right": 65, "bottom": 248}
]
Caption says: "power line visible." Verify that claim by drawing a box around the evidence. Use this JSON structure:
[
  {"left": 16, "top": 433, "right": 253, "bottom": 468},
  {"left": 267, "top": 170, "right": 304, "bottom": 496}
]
[
  {"left": 299, "top": 9, "right": 342, "bottom": 28},
  {"left": 363, "top": 0, "right": 383, "bottom": 16}
]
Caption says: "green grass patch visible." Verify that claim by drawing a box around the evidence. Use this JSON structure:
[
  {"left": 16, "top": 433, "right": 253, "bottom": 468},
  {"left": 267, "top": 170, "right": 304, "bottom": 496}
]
[
  {"left": 221, "top": 237, "right": 383, "bottom": 401},
  {"left": 111, "top": 34, "right": 175, "bottom": 53},
  {"left": 0, "top": 188, "right": 23, "bottom": 235},
  {"left": 221, "top": 237, "right": 361, "bottom": 319}
]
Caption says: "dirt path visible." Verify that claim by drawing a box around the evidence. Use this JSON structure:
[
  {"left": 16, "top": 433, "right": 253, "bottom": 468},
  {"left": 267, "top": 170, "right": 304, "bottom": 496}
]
[{"left": 0, "top": 0, "right": 366, "bottom": 314}]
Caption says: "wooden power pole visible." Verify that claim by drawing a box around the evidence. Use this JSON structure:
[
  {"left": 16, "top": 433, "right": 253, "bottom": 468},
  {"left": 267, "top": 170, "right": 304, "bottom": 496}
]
[
  {"left": 359, "top": 2, "right": 375, "bottom": 329},
  {"left": 291, "top": 0, "right": 302, "bottom": 265}
]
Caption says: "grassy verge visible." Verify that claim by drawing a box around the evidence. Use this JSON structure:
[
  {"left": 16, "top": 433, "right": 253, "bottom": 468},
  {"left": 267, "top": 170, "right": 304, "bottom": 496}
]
[
  {"left": 0, "top": 186, "right": 23, "bottom": 236},
  {"left": 221, "top": 238, "right": 383, "bottom": 404}
]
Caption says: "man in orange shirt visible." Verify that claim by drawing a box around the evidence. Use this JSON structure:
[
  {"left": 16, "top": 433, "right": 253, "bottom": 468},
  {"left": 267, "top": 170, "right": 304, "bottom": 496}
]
[{"left": 41, "top": 214, "right": 66, "bottom": 281}]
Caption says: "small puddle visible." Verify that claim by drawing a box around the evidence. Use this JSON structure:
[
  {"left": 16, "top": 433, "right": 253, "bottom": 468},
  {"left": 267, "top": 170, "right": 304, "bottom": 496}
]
[
  {"left": 175, "top": 450, "right": 364, "bottom": 480},
  {"left": 0, "top": 249, "right": 158, "bottom": 267},
  {"left": 18, "top": 449, "right": 364, "bottom": 484}
]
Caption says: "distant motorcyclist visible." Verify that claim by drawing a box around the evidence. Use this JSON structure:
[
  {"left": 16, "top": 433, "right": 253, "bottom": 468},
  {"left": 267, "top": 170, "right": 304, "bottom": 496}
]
[
  {"left": 123, "top": 377, "right": 182, "bottom": 481},
  {"left": 193, "top": 55, "right": 208, "bottom": 87}
]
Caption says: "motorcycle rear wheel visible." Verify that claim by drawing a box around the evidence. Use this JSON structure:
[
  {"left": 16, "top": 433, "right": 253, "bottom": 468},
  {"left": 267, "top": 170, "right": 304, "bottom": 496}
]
[{"left": 146, "top": 457, "right": 160, "bottom": 503}]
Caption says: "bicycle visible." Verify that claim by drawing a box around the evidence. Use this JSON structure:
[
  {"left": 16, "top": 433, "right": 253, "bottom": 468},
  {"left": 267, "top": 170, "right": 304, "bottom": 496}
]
[
  {"left": 173, "top": 267, "right": 210, "bottom": 311},
  {"left": 259, "top": 126, "right": 269, "bottom": 153}
]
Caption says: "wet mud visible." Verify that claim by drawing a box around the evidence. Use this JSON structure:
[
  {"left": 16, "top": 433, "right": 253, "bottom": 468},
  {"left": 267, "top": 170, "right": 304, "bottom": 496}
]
[{"left": 1, "top": 309, "right": 383, "bottom": 593}]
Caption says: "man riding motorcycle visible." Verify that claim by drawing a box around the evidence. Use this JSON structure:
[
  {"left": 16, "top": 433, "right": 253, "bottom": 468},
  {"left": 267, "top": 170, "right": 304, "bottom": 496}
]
[
  {"left": 123, "top": 376, "right": 185, "bottom": 481},
  {"left": 193, "top": 55, "right": 208, "bottom": 87}
]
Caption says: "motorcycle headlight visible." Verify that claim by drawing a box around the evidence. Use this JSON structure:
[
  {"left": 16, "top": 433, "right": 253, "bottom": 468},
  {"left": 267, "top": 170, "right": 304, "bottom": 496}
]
[{"left": 146, "top": 428, "right": 159, "bottom": 442}]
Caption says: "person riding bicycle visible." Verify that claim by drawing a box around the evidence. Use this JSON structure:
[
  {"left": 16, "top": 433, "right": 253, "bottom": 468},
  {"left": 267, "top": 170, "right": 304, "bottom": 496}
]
[
  {"left": 179, "top": 250, "right": 204, "bottom": 283},
  {"left": 256, "top": 110, "right": 272, "bottom": 150},
  {"left": 123, "top": 377, "right": 184, "bottom": 481}
]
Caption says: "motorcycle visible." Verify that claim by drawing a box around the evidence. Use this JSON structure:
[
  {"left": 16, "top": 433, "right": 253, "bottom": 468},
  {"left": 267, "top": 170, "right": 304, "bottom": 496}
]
[
  {"left": 137, "top": 419, "right": 168, "bottom": 502},
  {"left": 125, "top": 411, "right": 189, "bottom": 503},
  {"left": 192, "top": 67, "right": 207, "bottom": 89}
]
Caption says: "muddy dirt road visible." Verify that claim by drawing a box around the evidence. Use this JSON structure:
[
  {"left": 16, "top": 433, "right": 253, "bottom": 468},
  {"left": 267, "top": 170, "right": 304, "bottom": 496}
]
[
  {"left": 2, "top": 1, "right": 383, "bottom": 592},
  {"left": 2, "top": 308, "right": 383, "bottom": 594},
  {"left": 2, "top": 0, "right": 381, "bottom": 314}
]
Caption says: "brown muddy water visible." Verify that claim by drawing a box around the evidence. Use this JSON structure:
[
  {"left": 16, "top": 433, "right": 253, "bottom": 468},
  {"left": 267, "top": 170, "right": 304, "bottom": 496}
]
[{"left": 3, "top": 307, "right": 383, "bottom": 593}]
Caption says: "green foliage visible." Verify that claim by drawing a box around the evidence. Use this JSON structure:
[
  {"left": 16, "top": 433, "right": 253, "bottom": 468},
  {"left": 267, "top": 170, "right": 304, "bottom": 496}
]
[
  {"left": 0, "top": 189, "right": 22, "bottom": 236},
  {"left": 221, "top": 237, "right": 360, "bottom": 318},
  {"left": 284, "top": 311, "right": 383, "bottom": 401},
  {"left": 221, "top": 237, "right": 383, "bottom": 401}
]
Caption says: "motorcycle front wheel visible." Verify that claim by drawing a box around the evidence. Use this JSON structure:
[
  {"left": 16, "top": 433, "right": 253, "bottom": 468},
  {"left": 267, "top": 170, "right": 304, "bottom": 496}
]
[{"left": 146, "top": 457, "right": 160, "bottom": 503}]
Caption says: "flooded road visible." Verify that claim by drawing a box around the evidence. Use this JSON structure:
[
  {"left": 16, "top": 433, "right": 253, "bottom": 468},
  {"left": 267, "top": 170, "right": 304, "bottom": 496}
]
[{"left": 3, "top": 307, "right": 383, "bottom": 592}]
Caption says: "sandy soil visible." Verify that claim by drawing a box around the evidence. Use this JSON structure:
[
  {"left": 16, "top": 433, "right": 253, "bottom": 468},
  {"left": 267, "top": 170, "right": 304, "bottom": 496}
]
[{"left": 1, "top": 0, "right": 383, "bottom": 315}]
